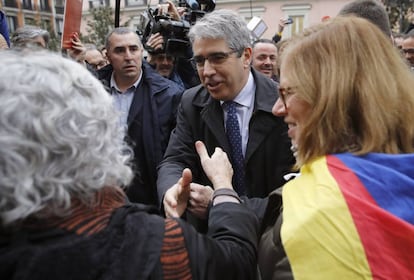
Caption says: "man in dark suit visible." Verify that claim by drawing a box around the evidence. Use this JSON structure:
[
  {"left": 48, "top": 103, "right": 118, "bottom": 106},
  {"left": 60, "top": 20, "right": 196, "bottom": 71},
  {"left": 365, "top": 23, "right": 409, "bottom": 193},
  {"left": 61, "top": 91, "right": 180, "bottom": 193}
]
[
  {"left": 157, "top": 10, "right": 295, "bottom": 231},
  {"left": 98, "top": 27, "right": 183, "bottom": 206}
]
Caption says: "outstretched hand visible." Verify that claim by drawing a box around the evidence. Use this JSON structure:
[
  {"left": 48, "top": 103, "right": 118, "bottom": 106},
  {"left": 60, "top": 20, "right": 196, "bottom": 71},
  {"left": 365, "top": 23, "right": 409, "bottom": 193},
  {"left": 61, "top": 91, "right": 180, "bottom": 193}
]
[
  {"left": 195, "top": 141, "right": 233, "bottom": 190},
  {"left": 163, "top": 168, "right": 192, "bottom": 218}
]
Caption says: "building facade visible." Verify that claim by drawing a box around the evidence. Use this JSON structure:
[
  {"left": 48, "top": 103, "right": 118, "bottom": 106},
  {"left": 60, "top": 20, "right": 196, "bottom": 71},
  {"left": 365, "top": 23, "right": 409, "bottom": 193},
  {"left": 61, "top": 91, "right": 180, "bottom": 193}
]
[
  {"left": 1, "top": 0, "right": 65, "bottom": 35},
  {"left": 81, "top": 0, "right": 352, "bottom": 40},
  {"left": 1, "top": 0, "right": 351, "bottom": 47}
]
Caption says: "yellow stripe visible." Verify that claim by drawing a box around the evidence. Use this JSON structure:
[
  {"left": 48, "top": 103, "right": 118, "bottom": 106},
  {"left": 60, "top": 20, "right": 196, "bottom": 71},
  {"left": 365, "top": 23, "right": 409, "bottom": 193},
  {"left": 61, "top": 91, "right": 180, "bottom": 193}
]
[{"left": 281, "top": 156, "right": 372, "bottom": 279}]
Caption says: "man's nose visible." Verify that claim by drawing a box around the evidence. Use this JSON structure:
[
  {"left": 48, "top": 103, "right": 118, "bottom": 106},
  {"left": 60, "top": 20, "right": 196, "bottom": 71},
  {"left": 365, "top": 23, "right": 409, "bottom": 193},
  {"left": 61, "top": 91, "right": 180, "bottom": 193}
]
[{"left": 201, "top": 60, "right": 216, "bottom": 76}]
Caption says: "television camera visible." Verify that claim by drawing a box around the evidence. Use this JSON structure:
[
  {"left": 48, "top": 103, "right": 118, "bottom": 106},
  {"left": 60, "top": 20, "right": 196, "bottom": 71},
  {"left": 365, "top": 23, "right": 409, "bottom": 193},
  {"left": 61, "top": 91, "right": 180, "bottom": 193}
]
[{"left": 137, "top": 0, "right": 215, "bottom": 58}]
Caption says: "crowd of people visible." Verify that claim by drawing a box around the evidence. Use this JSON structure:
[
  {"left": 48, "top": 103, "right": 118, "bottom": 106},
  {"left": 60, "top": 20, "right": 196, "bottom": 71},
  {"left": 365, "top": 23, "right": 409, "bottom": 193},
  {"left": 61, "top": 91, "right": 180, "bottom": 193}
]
[{"left": 1, "top": 0, "right": 414, "bottom": 279}]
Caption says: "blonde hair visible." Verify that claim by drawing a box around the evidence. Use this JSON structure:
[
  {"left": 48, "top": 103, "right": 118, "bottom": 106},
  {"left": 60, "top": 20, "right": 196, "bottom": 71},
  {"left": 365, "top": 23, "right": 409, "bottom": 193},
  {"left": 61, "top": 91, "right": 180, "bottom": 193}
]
[{"left": 281, "top": 16, "right": 414, "bottom": 166}]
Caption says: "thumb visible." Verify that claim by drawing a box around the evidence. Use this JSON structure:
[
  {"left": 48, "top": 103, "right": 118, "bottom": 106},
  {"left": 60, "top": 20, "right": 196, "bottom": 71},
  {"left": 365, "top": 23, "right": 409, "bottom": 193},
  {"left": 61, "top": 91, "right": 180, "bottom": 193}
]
[{"left": 180, "top": 168, "right": 192, "bottom": 191}]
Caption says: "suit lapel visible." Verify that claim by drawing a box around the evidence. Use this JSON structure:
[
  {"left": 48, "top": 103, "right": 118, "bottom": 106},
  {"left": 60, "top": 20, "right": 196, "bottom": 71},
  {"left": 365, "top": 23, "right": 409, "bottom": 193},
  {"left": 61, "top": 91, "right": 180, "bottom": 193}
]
[
  {"left": 200, "top": 100, "right": 230, "bottom": 152},
  {"left": 196, "top": 70, "right": 281, "bottom": 163}
]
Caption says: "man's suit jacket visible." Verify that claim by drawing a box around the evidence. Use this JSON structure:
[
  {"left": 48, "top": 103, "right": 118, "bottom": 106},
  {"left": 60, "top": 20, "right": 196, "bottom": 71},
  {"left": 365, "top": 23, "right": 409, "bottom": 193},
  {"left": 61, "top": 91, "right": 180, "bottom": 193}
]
[{"left": 157, "top": 69, "right": 295, "bottom": 208}]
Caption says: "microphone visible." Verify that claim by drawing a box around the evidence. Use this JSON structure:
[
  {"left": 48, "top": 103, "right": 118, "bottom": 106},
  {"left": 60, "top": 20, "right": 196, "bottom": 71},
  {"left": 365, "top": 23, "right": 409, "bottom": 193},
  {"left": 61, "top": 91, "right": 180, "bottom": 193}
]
[{"left": 185, "top": 0, "right": 200, "bottom": 10}]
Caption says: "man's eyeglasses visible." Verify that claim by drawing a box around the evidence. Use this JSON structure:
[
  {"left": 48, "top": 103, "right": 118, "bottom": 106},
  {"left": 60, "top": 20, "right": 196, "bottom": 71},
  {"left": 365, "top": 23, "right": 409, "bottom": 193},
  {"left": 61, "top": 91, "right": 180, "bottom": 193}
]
[
  {"left": 279, "top": 86, "right": 298, "bottom": 108},
  {"left": 402, "top": 48, "right": 414, "bottom": 54},
  {"left": 86, "top": 60, "right": 107, "bottom": 70},
  {"left": 190, "top": 50, "right": 240, "bottom": 68},
  {"left": 154, "top": 54, "right": 174, "bottom": 62}
]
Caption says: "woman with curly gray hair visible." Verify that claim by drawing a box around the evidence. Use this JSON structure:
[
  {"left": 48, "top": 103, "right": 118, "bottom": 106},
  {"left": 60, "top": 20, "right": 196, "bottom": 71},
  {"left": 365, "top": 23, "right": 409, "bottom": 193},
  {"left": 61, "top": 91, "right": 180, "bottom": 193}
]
[{"left": 0, "top": 50, "right": 259, "bottom": 280}]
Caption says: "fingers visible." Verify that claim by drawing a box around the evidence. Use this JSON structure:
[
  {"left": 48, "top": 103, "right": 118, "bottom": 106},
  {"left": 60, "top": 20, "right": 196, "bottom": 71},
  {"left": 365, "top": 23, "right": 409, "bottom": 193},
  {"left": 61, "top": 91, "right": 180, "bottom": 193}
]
[
  {"left": 187, "top": 185, "right": 212, "bottom": 220},
  {"left": 181, "top": 168, "right": 192, "bottom": 188},
  {"left": 163, "top": 185, "right": 178, "bottom": 218},
  {"left": 195, "top": 140, "right": 209, "bottom": 161},
  {"left": 190, "top": 184, "right": 213, "bottom": 204},
  {"left": 164, "top": 196, "right": 178, "bottom": 218},
  {"left": 147, "top": 33, "right": 164, "bottom": 51},
  {"left": 165, "top": 169, "right": 193, "bottom": 218}
]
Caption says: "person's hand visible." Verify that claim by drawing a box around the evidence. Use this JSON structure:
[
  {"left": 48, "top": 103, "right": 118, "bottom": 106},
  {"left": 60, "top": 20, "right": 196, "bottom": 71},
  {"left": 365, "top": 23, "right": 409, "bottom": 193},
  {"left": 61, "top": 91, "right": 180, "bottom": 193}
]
[
  {"left": 67, "top": 32, "right": 86, "bottom": 64},
  {"left": 145, "top": 32, "right": 164, "bottom": 53},
  {"left": 187, "top": 183, "right": 213, "bottom": 219},
  {"left": 163, "top": 168, "right": 192, "bottom": 218},
  {"left": 166, "top": 0, "right": 181, "bottom": 21},
  {"left": 195, "top": 141, "right": 233, "bottom": 189},
  {"left": 278, "top": 17, "right": 287, "bottom": 33},
  {"left": 176, "top": 6, "right": 186, "bottom": 19}
]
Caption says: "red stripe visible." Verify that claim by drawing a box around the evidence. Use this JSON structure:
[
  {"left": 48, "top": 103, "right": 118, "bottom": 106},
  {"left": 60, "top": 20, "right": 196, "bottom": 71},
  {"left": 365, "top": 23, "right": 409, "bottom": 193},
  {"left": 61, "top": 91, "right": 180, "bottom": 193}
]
[
  {"left": 327, "top": 155, "right": 414, "bottom": 278},
  {"left": 160, "top": 219, "right": 192, "bottom": 280}
]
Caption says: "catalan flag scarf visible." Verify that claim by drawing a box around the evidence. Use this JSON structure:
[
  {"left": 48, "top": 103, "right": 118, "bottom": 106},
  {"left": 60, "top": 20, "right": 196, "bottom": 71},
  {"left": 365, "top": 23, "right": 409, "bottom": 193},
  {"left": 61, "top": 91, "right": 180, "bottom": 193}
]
[{"left": 281, "top": 153, "right": 414, "bottom": 279}]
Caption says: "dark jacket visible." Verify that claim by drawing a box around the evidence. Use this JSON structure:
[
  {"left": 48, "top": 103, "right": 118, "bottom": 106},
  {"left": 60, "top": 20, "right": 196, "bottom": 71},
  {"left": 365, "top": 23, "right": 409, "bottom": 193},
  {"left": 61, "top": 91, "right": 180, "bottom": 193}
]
[
  {"left": 157, "top": 68, "right": 295, "bottom": 230},
  {"left": 0, "top": 187, "right": 259, "bottom": 280},
  {"left": 0, "top": 11, "right": 10, "bottom": 47},
  {"left": 258, "top": 187, "right": 293, "bottom": 280},
  {"left": 98, "top": 62, "right": 183, "bottom": 206}
]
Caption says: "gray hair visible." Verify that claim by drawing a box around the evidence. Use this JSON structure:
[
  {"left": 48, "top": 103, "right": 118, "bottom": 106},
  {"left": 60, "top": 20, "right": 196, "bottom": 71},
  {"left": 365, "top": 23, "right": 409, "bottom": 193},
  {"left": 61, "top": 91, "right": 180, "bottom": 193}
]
[
  {"left": 11, "top": 25, "right": 50, "bottom": 48},
  {"left": 105, "top": 27, "right": 142, "bottom": 51},
  {"left": 338, "top": 0, "right": 391, "bottom": 37},
  {"left": 84, "top": 43, "right": 99, "bottom": 51},
  {"left": 0, "top": 50, "right": 133, "bottom": 226},
  {"left": 188, "top": 9, "right": 252, "bottom": 52}
]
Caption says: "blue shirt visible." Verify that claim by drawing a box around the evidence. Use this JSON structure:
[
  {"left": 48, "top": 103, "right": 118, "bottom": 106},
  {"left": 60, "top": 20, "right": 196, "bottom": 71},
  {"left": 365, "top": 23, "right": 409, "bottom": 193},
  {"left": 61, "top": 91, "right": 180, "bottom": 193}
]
[{"left": 110, "top": 72, "right": 142, "bottom": 131}]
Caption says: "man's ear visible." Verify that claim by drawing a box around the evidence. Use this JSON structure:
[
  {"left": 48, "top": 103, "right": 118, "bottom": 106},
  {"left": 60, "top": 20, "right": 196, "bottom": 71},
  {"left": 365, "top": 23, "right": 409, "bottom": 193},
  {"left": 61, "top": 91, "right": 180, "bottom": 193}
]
[{"left": 242, "top": 47, "right": 253, "bottom": 68}]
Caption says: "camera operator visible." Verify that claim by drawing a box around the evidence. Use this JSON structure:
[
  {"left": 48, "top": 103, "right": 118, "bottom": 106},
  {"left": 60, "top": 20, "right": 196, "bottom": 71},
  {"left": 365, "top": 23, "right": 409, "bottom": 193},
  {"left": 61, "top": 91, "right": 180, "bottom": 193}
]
[
  {"left": 144, "top": 1, "right": 200, "bottom": 89},
  {"left": 146, "top": 32, "right": 194, "bottom": 89}
]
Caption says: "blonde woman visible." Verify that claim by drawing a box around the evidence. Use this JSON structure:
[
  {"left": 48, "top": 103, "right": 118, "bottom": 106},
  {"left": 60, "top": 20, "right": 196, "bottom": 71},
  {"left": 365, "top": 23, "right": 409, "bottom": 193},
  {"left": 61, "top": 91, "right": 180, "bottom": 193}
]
[{"left": 258, "top": 16, "right": 414, "bottom": 279}]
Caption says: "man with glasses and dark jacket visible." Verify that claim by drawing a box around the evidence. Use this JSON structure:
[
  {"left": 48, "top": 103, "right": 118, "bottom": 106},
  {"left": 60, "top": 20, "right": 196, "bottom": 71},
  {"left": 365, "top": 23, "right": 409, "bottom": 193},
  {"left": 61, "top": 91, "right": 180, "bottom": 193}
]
[{"left": 157, "top": 9, "right": 295, "bottom": 232}]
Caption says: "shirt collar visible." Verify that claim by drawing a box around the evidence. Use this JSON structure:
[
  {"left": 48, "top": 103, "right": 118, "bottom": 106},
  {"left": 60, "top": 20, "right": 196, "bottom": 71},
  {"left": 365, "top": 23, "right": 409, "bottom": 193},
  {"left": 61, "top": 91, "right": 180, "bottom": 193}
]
[
  {"left": 110, "top": 71, "right": 142, "bottom": 93},
  {"left": 221, "top": 71, "right": 255, "bottom": 108}
]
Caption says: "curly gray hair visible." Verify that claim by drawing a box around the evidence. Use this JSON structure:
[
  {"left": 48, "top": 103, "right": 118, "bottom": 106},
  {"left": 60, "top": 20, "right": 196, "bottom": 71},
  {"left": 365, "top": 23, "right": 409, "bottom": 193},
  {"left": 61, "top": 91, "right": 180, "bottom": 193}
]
[{"left": 0, "top": 50, "right": 133, "bottom": 226}]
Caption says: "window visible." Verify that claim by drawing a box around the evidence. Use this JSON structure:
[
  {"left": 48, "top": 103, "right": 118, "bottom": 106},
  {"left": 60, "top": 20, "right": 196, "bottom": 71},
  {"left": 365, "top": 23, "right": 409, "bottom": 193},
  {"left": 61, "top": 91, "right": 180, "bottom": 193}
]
[
  {"left": 6, "top": 15, "right": 17, "bottom": 33},
  {"left": 281, "top": 4, "right": 311, "bottom": 38},
  {"left": 88, "top": 0, "right": 110, "bottom": 9},
  {"left": 289, "top": 15, "right": 304, "bottom": 36},
  {"left": 55, "top": 0, "right": 65, "bottom": 14},
  {"left": 4, "top": 0, "right": 18, "bottom": 8},
  {"left": 22, "top": 0, "right": 33, "bottom": 10},
  {"left": 55, "top": 18, "right": 64, "bottom": 36},
  {"left": 40, "top": 0, "right": 51, "bottom": 11},
  {"left": 125, "top": 0, "right": 146, "bottom": 6}
]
